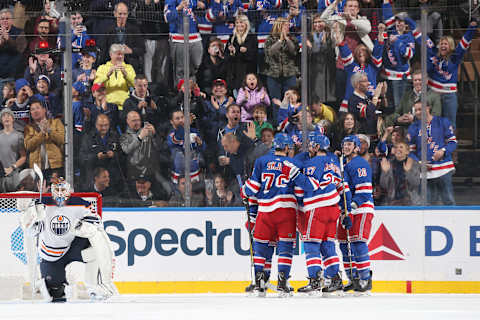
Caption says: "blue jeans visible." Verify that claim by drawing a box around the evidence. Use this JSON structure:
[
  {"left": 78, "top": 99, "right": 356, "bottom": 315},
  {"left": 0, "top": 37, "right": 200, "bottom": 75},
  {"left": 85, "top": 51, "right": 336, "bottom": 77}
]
[
  {"left": 441, "top": 92, "right": 458, "bottom": 128},
  {"left": 427, "top": 171, "right": 455, "bottom": 205},
  {"left": 388, "top": 79, "right": 408, "bottom": 110},
  {"left": 266, "top": 75, "right": 297, "bottom": 101}
]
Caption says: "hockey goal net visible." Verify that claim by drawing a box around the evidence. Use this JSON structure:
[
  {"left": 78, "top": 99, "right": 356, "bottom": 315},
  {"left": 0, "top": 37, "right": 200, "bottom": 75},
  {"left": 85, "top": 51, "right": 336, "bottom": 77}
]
[{"left": 0, "top": 192, "right": 102, "bottom": 300}]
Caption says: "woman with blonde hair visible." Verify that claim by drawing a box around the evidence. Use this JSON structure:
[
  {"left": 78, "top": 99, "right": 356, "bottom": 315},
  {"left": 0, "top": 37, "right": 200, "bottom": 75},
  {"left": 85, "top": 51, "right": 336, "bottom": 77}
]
[
  {"left": 263, "top": 17, "right": 299, "bottom": 103},
  {"left": 226, "top": 14, "right": 258, "bottom": 91},
  {"left": 414, "top": 20, "right": 478, "bottom": 128}
]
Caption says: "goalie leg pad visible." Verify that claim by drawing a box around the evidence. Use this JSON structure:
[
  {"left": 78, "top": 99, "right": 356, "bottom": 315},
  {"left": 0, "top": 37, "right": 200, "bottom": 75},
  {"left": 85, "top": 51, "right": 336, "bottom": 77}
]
[{"left": 85, "top": 229, "right": 118, "bottom": 297}]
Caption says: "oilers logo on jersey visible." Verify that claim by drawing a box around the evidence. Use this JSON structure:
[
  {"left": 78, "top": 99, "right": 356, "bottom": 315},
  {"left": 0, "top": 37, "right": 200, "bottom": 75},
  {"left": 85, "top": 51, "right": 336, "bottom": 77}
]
[{"left": 50, "top": 215, "right": 71, "bottom": 236}]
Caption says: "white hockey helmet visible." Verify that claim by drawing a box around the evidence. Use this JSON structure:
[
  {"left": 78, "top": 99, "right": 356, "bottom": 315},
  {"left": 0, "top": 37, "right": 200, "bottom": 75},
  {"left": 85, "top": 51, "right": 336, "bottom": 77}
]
[{"left": 51, "top": 177, "right": 72, "bottom": 206}]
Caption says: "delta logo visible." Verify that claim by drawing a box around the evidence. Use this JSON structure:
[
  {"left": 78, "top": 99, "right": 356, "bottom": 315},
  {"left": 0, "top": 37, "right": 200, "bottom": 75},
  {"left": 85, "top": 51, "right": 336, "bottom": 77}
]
[{"left": 368, "top": 223, "right": 405, "bottom": 260}]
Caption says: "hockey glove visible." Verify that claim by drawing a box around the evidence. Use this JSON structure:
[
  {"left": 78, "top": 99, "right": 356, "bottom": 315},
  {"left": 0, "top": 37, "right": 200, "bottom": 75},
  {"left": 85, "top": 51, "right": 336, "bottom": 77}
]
[
  {"left": 282, "top": 160, "right": 300, "bottom": 181},
  {"left": 341, "top": 215, "right": 352, "bottom": 230}
]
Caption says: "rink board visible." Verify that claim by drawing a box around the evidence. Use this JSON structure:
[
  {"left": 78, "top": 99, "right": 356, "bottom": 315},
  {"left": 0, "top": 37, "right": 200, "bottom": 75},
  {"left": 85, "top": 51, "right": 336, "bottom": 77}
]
[{"left": 1, "top": 206, "right": 479, "bottom": 293}]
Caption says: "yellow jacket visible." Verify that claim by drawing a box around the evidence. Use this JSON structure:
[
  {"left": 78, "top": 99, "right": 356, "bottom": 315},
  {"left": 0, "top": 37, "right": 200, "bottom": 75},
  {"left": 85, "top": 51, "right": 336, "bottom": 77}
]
[
  {"left": 313, "top": 103, "right": 336, "bottom": 124},
  {"left": 94, "top": 61, "right": 136, "bottom": 110},
  {"left": 24, "top": 118, "right": 65, "bottom": 169}
]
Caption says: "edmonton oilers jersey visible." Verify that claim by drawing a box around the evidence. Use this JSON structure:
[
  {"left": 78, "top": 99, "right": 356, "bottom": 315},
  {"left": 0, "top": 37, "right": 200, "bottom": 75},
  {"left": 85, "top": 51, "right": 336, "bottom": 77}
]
[{"left": 38, "top": 197, "right": 94, "bottom": 262}]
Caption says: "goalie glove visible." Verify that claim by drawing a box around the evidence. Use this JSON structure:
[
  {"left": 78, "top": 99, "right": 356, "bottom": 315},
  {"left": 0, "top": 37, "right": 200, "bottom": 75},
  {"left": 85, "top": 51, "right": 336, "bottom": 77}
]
[{"left": 282, "top": 160, "right": 300, "bottom": 181}]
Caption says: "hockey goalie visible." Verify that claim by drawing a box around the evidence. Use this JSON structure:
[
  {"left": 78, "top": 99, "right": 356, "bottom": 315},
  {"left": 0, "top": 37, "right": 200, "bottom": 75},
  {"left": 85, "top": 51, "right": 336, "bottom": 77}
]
[{"left": 19, "top": 178, "right": 118, "bottom": 302}]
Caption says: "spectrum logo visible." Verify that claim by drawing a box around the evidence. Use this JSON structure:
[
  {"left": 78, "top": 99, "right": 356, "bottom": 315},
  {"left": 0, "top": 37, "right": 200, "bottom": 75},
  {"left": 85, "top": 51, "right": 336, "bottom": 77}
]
[{"left": 368, "top": 223, "right": 405, "bottom": 260}]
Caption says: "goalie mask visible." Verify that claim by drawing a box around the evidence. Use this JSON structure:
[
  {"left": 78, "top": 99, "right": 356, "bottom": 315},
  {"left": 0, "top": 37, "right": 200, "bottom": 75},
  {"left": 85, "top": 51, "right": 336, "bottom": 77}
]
[{"left": 51, "top": 177, "right": 72, "bottom": 206}]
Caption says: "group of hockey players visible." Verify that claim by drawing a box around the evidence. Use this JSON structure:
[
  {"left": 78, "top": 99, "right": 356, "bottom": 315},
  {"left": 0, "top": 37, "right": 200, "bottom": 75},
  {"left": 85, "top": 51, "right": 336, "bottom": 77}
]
[
  {"left": 241, "top": 132, "right": 373, "bottom": 297},
  {"left": 20, "top": 178, "right": 117, "bottom": 302}
]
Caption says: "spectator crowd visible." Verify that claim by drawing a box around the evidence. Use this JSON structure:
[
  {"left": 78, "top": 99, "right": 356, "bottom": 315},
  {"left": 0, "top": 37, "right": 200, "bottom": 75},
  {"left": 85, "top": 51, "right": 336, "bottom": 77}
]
[{"left": 0, "top": 0, "right": 475, "bottom": 207}]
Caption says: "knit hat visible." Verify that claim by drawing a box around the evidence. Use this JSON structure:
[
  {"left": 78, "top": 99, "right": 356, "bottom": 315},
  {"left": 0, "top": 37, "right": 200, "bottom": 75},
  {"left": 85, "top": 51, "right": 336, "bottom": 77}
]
[
  {"left": 36, "top": 74, "right": 50, "bottom": 87},
  {"left": 15, "top": 78, "right": 29, "bottom": 93},
  {"left": 356, "top": 134, "right": 371, "bottom": 148},
  {"left": 91, "top": 82, "right": 105, "bottom": 93}
]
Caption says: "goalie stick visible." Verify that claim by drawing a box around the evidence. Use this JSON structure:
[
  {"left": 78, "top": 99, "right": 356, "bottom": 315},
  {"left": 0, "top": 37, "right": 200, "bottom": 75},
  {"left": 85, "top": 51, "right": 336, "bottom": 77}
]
[
  {"left": 340, "top": 155, "right": 354, "bottom": 283},
  {"left": 30, "top": 164, "right": 44, "bottom": 296}
]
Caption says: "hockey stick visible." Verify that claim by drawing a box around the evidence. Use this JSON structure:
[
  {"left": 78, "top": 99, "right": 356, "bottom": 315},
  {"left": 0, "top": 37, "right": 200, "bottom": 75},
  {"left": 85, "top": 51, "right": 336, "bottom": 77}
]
[
  {"left": 339, "top": 155, "right": 354, "bottom": 283},
  {"left": 31, "top": 164, "right": 44, "bottom": 296},
  {"left": 237, "top": 175, "right": 255, "bottom": 288}
]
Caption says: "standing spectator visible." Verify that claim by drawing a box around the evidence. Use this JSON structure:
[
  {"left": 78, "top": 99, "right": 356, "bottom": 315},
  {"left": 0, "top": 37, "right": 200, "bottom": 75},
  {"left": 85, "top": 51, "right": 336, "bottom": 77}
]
[
  {"left": 33, "top": 1, "right": 60, "bottom": 36},
  {"left": 263, "top": 17, "right": 299, "bottom": 101},
  {"left": 164, "top": 0, "right": 205, "bottom": 85},
  {"left": 167, "top": 109, "right": 205, "bottom": 183},
  {"left": 379, "top": 140, "right": 420, "bottom": 205},
  {"left": 137, "top": 0, "right": 170, "bottom": 85},
  {"left": 0, "top": 9, "right": 27, "bottom": 94},
  {"left": 347, "top": 72, "right": 379, "bottom": 136},
  {"left": 1, "top": 81, "right": 15, "bottom": 107},
  {"left": 334, "top": 23, "right": 385, "bottom": 112},
  {"left": 360, "top": 0, "right": 382, "bottom": 41},
  {"left": 24, "top": 98, "right": 64, "bottom": 178},
  {"left": 0, "top": 108, "right": 26, "bottom": 192},
  {"left": 100, "top": 2, "right": 145, "bottom": 74},
  {"left": 382, "top": 0, "right": 416, "bottom": 109},
  {"left": 306, "top": 14, "right": 336, "bottom": 104},
  {"left": 196, "top": 37, "right": 228, "bottom": 96},
  {"left": 8, "top": 78, "right": 33, "bottom": 131},
  {"left": 123, "top": 75, "right": 163, "bottom": 130},
  {"left": 236, "top": 73, "right": 271, "bottom": 122},
  {"left": 407, "top": 101, "right": 457, "bottom": 205},
  {"left": 120, "top": 110, "right": 166, "bottom": 185},
  {"left": 80, "top": 114, "right": 124, "bottom": 192},
  {"left": 414, "top": 20, "right": 478, "bottom": 128},
  {"left": 225, "top": 14, "right": 258, "bottom": 91},
  {"left": 94, "top": 43, "right": 136, "bottom": 110},
  {"left": 387, "top": 70, "right": 442, "bottom": 127},
  {"left": 57, "top": 11, "right": 92, "bottom": 68},
  {"left": 321, "top": 0, "right": 373, "bottom": 105},
  {"left": 205, "top": 0, "right": 241, "bottom": 43},
  {"left": 204, "top": 78, "right": 233, "bottom": 146},
  {"left": 27, "top": 19, "right": 56, "bottom": 57},
  {"left": 86, "top": 83, "right": 120, "bottom": 133}
]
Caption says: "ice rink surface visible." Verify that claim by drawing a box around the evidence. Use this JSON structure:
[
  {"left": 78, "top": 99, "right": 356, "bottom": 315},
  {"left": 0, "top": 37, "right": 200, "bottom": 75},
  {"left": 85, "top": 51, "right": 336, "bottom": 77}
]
[{"left": 1, "top": 293, "right": 479, "bottom": 320}]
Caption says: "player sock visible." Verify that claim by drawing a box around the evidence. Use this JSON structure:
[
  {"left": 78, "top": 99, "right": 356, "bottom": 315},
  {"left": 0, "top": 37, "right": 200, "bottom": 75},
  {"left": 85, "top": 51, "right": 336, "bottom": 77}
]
[
  {"left": 277, "top": 241, "right": 294, "bottom": 278},
  {"left": 303, "top": 241, "right": 322, "bottom": 279},
  {"left": 321, "top": 241, "right": 340, "bottom": 279},
  {"left": 351, "top": 241, "right": 371, "bottom": 280}
]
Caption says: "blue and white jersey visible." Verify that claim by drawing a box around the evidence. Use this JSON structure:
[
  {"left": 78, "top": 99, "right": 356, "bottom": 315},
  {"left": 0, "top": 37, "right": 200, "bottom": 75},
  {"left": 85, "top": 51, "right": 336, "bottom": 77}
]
[
  {"left": 407, "top": 116, "right": 457, "bottom": 179},
  {"left": 414, "top": 24, "right": 477, "bottom": 93},
  {"left": 206, "top": 0, "right": 242, "bottom": 43},
  {"left": 241, "top": 153, "right": 299, "bottom": 213},
  {"left": 344, "top": 155, "right": 374, "bottom": 214},
  {"left": 318, "top": 0, "right": 345, "bottom": 14},
  {"left": 164, "top": 0, "right": 202, "bottom": 43},
  {"left": 382, "top": 2, "right": 415, "bottom": 80},
  {"left": 38, "top": 197, "right": 97, "bottom": 262}
]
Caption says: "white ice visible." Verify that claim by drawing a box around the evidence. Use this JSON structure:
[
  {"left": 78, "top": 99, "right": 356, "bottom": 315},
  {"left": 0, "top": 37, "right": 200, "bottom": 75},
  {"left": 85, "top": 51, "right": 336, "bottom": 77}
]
[{"left": 0, "top": 293, "right": 479, "bottom": 320}]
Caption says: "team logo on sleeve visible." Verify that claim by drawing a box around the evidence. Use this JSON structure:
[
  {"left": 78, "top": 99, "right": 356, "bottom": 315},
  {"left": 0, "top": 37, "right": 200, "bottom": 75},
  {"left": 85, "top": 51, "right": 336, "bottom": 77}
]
[{"left": 50, "top": 215, "right": 71, "bottom": 236}]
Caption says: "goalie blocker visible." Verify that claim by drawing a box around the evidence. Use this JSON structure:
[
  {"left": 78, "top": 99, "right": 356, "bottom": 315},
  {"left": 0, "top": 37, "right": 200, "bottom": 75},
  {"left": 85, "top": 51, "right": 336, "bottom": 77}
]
[{"left": 20, "top": 178, "right": 118, "bottom": 302}]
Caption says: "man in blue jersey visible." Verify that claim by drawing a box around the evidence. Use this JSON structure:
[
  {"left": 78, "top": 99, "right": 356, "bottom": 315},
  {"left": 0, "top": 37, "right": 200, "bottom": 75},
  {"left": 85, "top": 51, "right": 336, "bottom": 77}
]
[{"left": 337, "top": 135, "right": 374, "bottom": 294}]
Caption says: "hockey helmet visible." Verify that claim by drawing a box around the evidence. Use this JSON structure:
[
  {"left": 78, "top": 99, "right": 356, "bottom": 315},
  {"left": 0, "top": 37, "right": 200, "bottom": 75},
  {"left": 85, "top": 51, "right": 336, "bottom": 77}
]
[
  {"left": 51, "top": 177, "right": 72, "bottom": 206},
  {"left": 309, "top": 132, "right": 330, "bottom": 151},
  {"left": 341, "top": 135, "right": 361, "bottom": 149},
  {"left": 273, "top": 133, "right": 293, "bottom": 150}
]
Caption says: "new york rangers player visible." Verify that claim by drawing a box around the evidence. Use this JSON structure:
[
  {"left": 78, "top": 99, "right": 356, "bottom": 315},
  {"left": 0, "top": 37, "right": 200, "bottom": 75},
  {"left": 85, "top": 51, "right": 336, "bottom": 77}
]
[
  {"left": 337, "top": 135, "right": 373, "bottom": 294},
  {"left": 294, "top": 133, "right": 351, "bottom": 296},
  {"left": 20, "top": 178, "right": 117, "bottom": 302},
  {"left": 241, "top": 133, "right": 308, "bottom": 297}
]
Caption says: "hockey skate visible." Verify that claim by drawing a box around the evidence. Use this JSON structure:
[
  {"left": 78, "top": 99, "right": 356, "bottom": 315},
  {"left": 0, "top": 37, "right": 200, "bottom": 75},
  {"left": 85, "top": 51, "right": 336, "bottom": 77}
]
[
  {"left": 354, "top": 272, "right": 372, "bottom": 296},
  {"left": 245, "top": 282, "right": 256, "bottom": 293},
  {"left": 322, "top": 274, "right": 344, "bottom": 297},
  {"left": 343, "top": 277, "right": 359, "bottom": 293},
  {"left": 297, "top": 272, "right": 323, "bottom": 295},
  {"left": 277, "top": 272, "right": 293, "bottom": 298},
  {"left": 253, "top": 271, "right": 266, "bottom": 297}
]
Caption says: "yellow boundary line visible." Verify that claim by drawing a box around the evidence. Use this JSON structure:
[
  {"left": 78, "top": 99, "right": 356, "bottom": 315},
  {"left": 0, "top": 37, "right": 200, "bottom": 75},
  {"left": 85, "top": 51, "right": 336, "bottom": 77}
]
[{"left": 115, "top": 281, "right": 480, "bottom": 294}]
